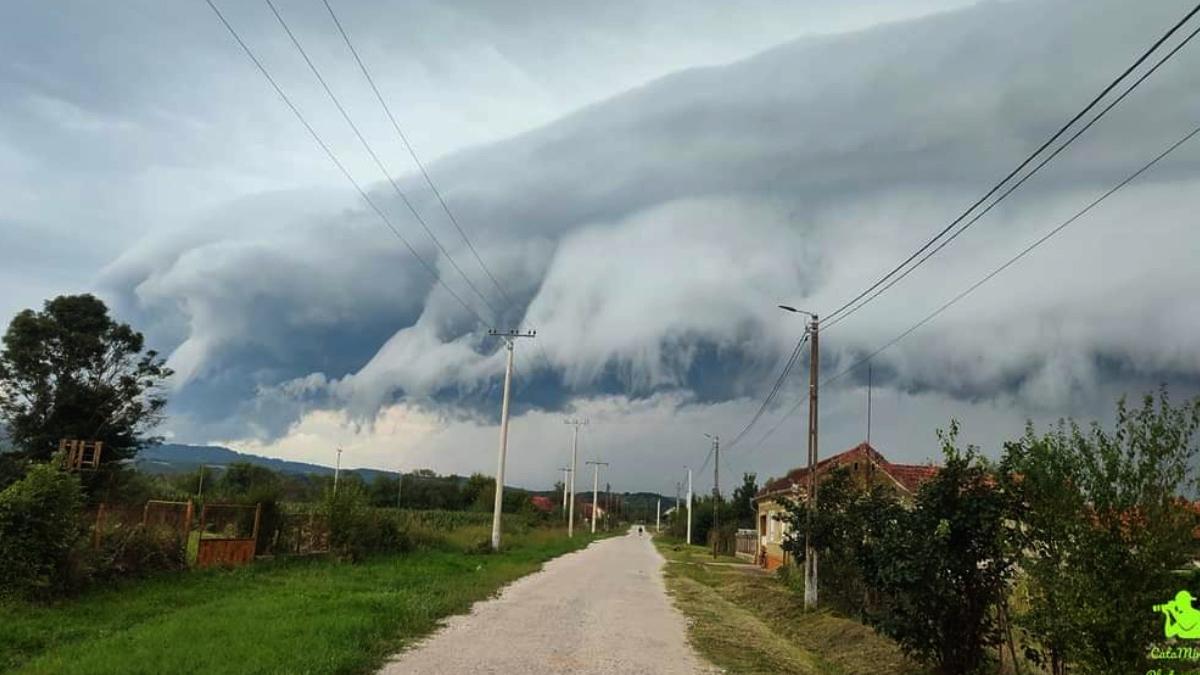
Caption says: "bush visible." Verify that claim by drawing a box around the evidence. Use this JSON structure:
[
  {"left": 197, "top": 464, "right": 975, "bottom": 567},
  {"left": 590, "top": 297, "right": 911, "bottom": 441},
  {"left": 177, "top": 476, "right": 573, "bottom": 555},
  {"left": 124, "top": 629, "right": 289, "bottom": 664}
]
[
  {"left": 92, "top": 524, "right": 186, "bottom": 580},
  {"left": 0, "top": 463, "right": 85, "bottom": 599},
  {"left": 325, "top": 485, "right": 411, "bottom": 562}
]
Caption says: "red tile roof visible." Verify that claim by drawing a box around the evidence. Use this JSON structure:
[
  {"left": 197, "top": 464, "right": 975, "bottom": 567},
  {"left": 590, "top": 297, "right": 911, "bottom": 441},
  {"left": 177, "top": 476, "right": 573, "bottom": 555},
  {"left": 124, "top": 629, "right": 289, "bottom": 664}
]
[
  {"left": 529, "top": 495, "right": 555, "bottom": 513},
  {"left": 756, "top": 442, "right": 939, "bottom": 499}
]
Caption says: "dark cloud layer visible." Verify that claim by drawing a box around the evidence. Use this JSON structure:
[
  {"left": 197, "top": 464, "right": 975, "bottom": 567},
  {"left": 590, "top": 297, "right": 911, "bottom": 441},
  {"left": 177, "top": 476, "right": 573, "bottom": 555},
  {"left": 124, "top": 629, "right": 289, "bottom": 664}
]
[{"left": 7, "top": 0, "right": 1200, "bottom": 486}]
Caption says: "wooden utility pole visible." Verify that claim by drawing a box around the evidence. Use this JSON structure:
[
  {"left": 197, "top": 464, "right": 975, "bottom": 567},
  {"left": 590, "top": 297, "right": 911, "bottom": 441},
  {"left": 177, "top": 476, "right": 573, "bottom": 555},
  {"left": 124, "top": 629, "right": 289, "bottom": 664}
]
[
  {"left": 805, "top": 314, "right": 819, "bottom": 610},
  {"left": 487, "top": 328, "right": 536, "bottom": 551},
  {"left": 706, "top": 433, "right": 720, "bottom": 557}
]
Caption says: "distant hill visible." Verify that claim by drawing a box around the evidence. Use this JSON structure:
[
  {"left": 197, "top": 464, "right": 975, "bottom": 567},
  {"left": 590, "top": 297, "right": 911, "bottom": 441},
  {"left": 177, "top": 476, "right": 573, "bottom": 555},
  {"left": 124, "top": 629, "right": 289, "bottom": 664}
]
[{"left": 136, "top": 443, "right": 393, "bottom": 483}]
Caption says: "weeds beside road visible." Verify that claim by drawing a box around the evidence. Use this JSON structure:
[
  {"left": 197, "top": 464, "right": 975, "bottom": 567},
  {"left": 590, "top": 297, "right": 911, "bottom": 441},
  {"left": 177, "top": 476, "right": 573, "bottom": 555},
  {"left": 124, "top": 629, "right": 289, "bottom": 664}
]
[
  {"left": 0, "top": 527, "right": 609, "bottom": 674},
  {"left": 656, "top": 538, "right": 922, "bottom": 675}
]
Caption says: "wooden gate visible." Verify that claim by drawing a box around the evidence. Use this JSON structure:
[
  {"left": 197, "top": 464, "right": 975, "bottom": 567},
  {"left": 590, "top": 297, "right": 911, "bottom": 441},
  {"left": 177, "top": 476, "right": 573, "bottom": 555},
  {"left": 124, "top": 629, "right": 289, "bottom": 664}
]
[{"left": 196, "top": 503, "right": 261, "bottom": 568}]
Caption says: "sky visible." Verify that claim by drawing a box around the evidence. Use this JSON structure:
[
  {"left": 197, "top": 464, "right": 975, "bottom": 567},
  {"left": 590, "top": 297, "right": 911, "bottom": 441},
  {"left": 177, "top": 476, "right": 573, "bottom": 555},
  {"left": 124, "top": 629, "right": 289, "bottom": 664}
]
[{"left": 3, "top": 0, "right": 1200, "bottom": 494}]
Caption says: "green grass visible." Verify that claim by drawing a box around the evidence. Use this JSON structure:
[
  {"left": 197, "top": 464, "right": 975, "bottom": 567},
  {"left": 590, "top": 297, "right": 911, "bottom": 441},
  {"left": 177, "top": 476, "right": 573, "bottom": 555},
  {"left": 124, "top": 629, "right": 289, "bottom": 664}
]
[
  {"left": 0, "top": 527, "right": 607, "bottom": 674},
  {"left": 655, "top": 538, "right": 925, "bottom": 675}
]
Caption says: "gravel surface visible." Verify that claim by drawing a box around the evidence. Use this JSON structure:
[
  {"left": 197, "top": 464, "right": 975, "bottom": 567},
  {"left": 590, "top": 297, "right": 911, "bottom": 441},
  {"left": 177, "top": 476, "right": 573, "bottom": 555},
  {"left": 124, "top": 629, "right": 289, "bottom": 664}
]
[{"left": 380, "top": 529, "right": 716, "bottom": 674}]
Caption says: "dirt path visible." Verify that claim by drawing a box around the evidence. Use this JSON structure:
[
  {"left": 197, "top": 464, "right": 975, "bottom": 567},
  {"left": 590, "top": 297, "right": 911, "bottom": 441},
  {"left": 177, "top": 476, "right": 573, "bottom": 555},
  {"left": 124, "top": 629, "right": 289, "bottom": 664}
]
[{"left": 380, "top": 530, "right": 715, "bottom": 674}]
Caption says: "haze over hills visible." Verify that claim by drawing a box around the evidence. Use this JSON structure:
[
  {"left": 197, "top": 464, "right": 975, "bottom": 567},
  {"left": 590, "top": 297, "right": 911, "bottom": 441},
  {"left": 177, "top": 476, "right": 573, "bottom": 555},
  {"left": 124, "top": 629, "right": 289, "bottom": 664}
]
[
  {"left": 136, "top": 444, "right": 671, "bottom": 503},
  {"left": 135, "top": 443, "right": 394, "bottom": 483}
]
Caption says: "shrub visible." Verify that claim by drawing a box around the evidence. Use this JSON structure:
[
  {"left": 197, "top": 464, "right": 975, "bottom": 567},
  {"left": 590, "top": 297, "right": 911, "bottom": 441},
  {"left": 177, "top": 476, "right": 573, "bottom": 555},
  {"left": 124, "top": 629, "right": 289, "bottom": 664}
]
[
  {"left": 92, "top": 524, "right": 186, "bottom": 580},
  {"left": 0, "top": 463, "right": 85, "bottom": 599},
  {"left": 325, "top": 485, "right": 411, "bottom": 562}
]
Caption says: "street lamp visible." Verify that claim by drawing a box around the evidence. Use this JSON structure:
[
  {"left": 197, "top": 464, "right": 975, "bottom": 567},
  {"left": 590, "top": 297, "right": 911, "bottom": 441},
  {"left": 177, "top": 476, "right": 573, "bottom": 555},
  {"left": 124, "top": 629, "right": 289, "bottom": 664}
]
[{"left": 777, "top": 304, "right": 816, "bottom": 318}]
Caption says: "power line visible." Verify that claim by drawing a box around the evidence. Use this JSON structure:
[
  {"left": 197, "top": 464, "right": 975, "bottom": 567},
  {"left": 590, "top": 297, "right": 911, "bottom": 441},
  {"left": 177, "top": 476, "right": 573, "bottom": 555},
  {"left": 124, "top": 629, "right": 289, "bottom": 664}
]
[
  {"left": 320, "top": 0, "right": 514, "bottom": 313},
  {"left": 725, "top": 332, "right": 809, "bottom": 451},
  {"left": 322, "top": 2, "right": 514, "bottom": 312},
  {"left": 821, "top": 2, "right": 1200, "bottom": 325},
  {"left": 265, "top": 0, "right": 499, "bottom": 323},
  {"left": 823, "top": 17, "right": 1200, "bottom": 332},
  {"left": 747, "top": 118, "right": 1200, "bottom": 454},
  {"left": 202, "top": 0, "right": 487, "bottom": 326}
]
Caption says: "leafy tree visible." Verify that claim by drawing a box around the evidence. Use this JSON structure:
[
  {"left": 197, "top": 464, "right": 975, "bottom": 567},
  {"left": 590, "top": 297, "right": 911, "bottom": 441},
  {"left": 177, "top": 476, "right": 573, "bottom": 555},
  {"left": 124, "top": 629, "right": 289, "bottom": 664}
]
[
  {"left": 778, "top": 466, "right": 887, "bottom": 615},
  {"left": 462, "top": 473, "right": 492, "bottom": 511},
  {"left": 1002, "top": 390, "right": 1200, "bottom": 674},
  {"left": 218, "top": 462, "right": 281, "bottom": 496},
  {"left": 369, "top": 474, "right": 401, "bottom": 508},
  {"left": 0, "top": 295, "right": 171, "bottom": 472},
  {"left": 731, "top": 472, "right": 758, "bottom": 528},
  {"left": 860, "top": 423, "right": 1013, "bottom": 675}
]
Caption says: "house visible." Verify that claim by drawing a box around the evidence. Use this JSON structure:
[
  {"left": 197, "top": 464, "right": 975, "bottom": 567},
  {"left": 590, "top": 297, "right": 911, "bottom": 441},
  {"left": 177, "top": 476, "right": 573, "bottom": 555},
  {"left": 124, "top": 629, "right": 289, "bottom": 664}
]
[
  {"left": 529, "top": 495, "right": 555, "bottom": 513},
  {"left": 582, "top": 503, "right": 605, "bottom": 522},
  {"left": 753, "top": 442, "right": 938, "bottom": 570}
]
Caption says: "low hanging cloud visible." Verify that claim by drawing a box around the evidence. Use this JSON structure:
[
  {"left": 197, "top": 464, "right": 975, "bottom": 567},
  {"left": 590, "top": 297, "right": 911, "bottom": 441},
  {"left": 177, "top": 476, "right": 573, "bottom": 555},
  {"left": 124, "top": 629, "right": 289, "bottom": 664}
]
[{"left": 99, "top": 0, "right": 1200, "bottom": 481}]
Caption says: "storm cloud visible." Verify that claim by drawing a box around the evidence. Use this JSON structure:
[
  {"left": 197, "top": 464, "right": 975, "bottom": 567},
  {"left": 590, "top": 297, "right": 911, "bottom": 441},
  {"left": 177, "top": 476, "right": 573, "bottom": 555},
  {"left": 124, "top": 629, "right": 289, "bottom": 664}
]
[{"left": 6, "top": 0, "right": 1200, "bottom": 488}]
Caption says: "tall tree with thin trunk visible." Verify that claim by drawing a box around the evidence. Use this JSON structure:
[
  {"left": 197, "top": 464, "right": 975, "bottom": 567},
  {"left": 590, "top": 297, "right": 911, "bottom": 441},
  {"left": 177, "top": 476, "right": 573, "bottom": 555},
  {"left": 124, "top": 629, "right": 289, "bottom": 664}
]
[{"left": 0, "top": 294, "right": 172, "bottom": 472}]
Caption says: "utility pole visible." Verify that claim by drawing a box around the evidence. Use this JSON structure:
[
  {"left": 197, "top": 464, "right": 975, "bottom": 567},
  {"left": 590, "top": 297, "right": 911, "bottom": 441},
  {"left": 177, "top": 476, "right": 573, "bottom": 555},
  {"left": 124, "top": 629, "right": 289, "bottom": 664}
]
[
  {"left": 397, "top": 469, "right": 403, "bottom": 509},
  {"left": 780, "top": 304, "right": 820, "bottom": 609},
  {"left": 487, "top": 328, "right": 536, "bottom": 552},
  {"left": 586, "top": 460, "right": 608, "bottom": 534},
  {"left": 867, "top": 364, "right": 873, "bottom": 446},
  {"left": 705, "top": 433, "right": 720, "bottom": 557},
  {"left": 805, "top": 314, "right": 820, "bottom": 609},
  {"left": 334, "top": 447, "right": 343, "bottom": 495},
  {"left": 559, "top": 467, "right": 571, "bottom": 520},
  {"left": 656, "top": 498, "right": 661, "bottom": 532},
  {"left": 686, "top": 467, "right": 693, "bottom": 545},
  {"left": 565, "top": 418, "right": 588, "bottom": 537}
]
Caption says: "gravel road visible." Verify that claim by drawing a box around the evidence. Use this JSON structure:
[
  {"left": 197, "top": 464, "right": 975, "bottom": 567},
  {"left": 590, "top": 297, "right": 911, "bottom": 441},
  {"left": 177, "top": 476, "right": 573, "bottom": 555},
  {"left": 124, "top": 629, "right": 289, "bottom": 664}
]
[{"left": 380, "top": 529, "right": 715, "bottom": 674}]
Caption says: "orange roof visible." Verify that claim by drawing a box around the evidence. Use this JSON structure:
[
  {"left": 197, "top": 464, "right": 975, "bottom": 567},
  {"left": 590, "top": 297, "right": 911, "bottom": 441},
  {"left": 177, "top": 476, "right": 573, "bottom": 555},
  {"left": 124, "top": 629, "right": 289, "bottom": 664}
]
[{"left": 756, "top": 442, "right": 939, "bottom": 499}]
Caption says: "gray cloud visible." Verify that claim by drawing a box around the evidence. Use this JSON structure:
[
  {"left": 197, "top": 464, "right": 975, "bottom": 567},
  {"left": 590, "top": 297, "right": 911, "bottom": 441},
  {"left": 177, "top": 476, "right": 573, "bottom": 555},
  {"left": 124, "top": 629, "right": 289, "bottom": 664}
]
[{"left": 7, "top": 0, "right": 1200, "bottom": 488}]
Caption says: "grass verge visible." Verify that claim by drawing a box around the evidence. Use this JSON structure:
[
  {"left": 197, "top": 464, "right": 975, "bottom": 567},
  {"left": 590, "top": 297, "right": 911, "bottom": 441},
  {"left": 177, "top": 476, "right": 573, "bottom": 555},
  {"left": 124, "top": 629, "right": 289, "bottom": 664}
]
[
  {"left": 0, "top": 527, "right": 608, "bottom": 674},
  {"left": 655, "top": 538, "right": 924, "bottom": 675}
]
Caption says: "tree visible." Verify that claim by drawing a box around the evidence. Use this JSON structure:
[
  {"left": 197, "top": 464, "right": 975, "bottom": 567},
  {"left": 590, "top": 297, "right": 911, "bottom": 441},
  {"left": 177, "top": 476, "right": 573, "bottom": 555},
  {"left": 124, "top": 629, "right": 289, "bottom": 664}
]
[
  {"left": 462, "top": 473, "right": 492, "bottom": 511},
  {"left": 1002, "top": 390, "right": 1200, "bottom": 674},
  {"left": 731, "top": 472, "right": 758, "bottom": 528},
  {"left": 860, "top": 423, "right": 1014, "bottom": 675},
  {"left": 0, "top": 295, "right": 171, "bottom": 471},
  {"left": 778, "top": 466, "right": 887, "bottom": 616}
]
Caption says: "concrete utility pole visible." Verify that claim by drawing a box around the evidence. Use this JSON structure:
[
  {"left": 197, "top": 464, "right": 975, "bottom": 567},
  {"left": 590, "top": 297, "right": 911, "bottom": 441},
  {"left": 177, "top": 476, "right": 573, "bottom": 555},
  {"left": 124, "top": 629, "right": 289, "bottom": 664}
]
[
  {"left": 656, "top": 498, "right": 661, "bottom": 532},
  {"left": 487, "top": 328, "right": 536, "bottom": 552},
  {"left": 686, "top": 466, "right": 693, "bottom": 545},
  {"left": 334, "top": 447, "right": 343, "bottom": 495},
  {"left": 559, "top": 467, "right": 571, "bottom": 519},
  {"left": 705, "top": 433, "right": 720, "bottom": 557},
  {"left": 780, "top": 304, "right": 819, "bottom": 609},
  {"left": 586, "top": 460, "right": 608, "bottom": 534},
  {"left": 565, "top": 418, "right": 588, "bottom": 537}
]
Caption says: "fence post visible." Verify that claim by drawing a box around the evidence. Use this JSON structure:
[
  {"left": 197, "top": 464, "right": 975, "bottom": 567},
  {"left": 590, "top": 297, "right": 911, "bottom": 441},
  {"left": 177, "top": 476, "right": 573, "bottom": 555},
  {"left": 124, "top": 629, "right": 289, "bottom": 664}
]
[
  {"left": 251, "top": 503, "right": 262, "bottom": 549},
  {"left": 183, "top": 500, "right": 195, "bottom": 559},
  {"left": 93, "top": 502, "right": 107, "bottom": 550}
]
